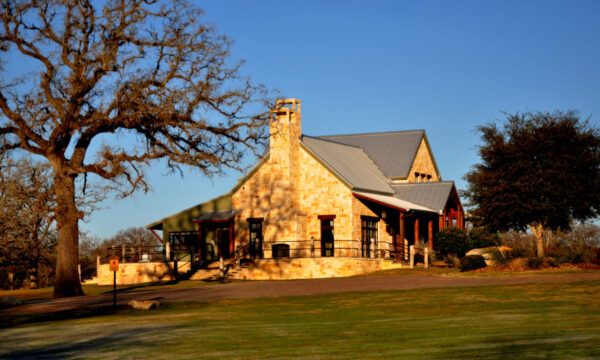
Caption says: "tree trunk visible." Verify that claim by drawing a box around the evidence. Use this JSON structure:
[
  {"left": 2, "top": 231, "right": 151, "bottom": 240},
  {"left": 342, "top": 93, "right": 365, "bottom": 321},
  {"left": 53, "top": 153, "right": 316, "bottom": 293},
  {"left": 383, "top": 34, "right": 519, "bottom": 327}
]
[
  {"left": 53, "top": 172, "right": 84, "bottom": 297},
  {"left": 29, "top": 267, "right": 39, "bottom": 289},
  {"left": 529, "top": 223, "right": 545, "bottom": 258}
]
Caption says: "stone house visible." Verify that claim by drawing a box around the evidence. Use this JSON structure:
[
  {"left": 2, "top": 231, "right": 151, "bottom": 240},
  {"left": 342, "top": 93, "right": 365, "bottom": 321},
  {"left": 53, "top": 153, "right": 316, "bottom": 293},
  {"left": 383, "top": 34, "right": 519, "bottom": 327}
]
[{"left": 145, "top": 99, "right": 464, "bottom": 280}]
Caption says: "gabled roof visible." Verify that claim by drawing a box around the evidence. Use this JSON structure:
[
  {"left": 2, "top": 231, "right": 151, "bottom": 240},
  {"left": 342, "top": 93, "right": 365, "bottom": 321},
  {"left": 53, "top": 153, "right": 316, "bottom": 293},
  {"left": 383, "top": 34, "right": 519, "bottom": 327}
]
[
  {"left": 353, "top": 191, "right": 436, "bottom": 213},
  {"left": 319, "top": 130, "right": 435, "bottom": 179},
  {"left": 391, "top": 181, "right": 456, "bottom": 213},
  {"left": 301, "top": 135, "right": 395, "bottom": 195}
]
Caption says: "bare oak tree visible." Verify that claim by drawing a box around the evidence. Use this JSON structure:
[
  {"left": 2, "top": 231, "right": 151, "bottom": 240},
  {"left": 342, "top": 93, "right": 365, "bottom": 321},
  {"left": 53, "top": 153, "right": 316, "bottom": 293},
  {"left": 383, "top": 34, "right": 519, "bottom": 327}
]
[
  {"left": 1, "top": 0, "right": 273, "bottom": 297},
  {"left": 0, "top": 156, "right": 57, "bottom": 289}
]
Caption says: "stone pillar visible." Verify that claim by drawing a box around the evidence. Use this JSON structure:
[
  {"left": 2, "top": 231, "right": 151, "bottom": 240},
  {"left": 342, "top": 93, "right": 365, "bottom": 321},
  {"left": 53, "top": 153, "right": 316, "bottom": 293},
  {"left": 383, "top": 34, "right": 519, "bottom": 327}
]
[{"left": 165, "top": 241, "right": 171, "bottom": 261}]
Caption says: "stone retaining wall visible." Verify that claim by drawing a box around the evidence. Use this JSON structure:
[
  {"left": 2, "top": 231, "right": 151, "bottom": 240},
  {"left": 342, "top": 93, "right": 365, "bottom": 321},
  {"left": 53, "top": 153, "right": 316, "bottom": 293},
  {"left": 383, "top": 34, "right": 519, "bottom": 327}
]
[
  {"left": 97, "top": 261, "right": 190, "bottom": 285},
  {"left": 237, "top": 257, "right": 402, "bottom": 280}
]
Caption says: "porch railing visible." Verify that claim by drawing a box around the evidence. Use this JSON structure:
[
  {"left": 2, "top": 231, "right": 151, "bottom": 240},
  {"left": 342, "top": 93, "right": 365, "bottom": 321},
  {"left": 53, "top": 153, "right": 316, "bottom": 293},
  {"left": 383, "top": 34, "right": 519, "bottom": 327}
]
[
  {"left": 104, "top": 245, "right": 165, "bottom": 264},
  {"left": 256, "top": 239, "right": 406, "bottom": 260}
]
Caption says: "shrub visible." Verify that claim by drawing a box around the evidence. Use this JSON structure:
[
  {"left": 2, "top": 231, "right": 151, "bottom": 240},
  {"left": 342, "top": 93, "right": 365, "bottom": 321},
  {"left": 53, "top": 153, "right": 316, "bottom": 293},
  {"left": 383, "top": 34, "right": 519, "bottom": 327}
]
[
  {"left": 436, "top": 228, "right": 471, "bottom": 257},
  {"left": 460, "top": 255, "right": 487, "bottom": 272},
  {"left": 488, "top": 247, "right": 512, "bottom": 265},
  {"left": 526, "top": 256, "right": 544, "bottom": 269},
  {"left": 444, "top": 255, "right": 460, "bottom": 268},
  {"left": 470, "top": 227, "right": 500, "bottom": 249}
]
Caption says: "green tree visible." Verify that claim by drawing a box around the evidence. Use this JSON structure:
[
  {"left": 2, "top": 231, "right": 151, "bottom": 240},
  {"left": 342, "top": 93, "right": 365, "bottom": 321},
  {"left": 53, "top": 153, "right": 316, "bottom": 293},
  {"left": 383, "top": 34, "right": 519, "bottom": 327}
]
[
  {"left": 1, "top": 0, "right": 273, "bottom": 297},
  {"left": 464, "top": 111, "right": 600, "bottom": 257}
]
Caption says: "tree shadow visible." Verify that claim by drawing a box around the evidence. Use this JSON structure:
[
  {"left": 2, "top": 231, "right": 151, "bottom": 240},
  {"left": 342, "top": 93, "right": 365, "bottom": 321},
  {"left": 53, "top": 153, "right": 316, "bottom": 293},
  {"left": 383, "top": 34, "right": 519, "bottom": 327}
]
[{"left": 1, "top": 324, "right": 181, "bottom": 359}]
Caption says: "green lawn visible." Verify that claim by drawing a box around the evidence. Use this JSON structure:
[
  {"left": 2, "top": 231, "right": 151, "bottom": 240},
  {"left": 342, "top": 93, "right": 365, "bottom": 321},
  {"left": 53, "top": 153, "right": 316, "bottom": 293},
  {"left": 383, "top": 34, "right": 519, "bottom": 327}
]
[
  {"left": 1, "top": 280, "right": 599, "bottom": 359},
  {"left": 0, "top": 279, "right": 242, "bottom": 302}
]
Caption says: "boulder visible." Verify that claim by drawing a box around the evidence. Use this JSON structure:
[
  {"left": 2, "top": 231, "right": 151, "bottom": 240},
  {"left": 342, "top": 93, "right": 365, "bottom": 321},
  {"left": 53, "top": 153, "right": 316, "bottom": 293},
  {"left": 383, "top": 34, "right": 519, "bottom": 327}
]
[
  {"left": 1, "top": 296, "right": 23, "bottom": 308},
  {"left": 466, "top": 246, "right": 512, "bottom": 266},
  {"left": 128, "top": 300, "right": 160, "bottom": 310}
]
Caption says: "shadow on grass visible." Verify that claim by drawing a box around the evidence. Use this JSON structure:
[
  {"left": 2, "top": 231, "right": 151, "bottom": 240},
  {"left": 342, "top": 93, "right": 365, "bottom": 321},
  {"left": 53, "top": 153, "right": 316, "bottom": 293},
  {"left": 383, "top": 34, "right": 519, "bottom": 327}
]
[
  {"left": 1, "top": 324, "right": 180, "bottom": 360},
  {"left": 0, "top": 302, "right": 174, "bottom": 329}
]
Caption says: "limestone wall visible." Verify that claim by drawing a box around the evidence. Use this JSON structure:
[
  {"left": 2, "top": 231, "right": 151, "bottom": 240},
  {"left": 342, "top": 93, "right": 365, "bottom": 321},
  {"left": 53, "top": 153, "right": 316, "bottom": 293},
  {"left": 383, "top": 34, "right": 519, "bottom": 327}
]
[
  {"left": 237, "top": 257, "right": 390, "bottom": 280},
  {"left": 406, "top": 138, "right": 440, "bottom": 182},
  {"left": 97, "top": 262, "right": 190, "bottom": 285}
]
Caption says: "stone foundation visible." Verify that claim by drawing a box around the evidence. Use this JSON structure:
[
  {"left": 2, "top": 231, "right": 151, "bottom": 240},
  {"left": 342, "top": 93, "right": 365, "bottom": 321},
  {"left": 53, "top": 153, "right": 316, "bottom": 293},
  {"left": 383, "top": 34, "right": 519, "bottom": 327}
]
[
  {"left": 237, "top": 257, "right": 403, "bottom": 280},
  {"left": 97, "top": 261, "right": 190, "bottom": 285}
]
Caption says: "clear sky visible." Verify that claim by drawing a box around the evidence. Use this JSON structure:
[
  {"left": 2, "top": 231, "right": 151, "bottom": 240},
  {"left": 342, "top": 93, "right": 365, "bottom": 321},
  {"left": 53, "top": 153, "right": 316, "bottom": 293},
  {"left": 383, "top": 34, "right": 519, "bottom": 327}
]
[{"left": 82, "top": 0, "right": 600, "bottom": 239}]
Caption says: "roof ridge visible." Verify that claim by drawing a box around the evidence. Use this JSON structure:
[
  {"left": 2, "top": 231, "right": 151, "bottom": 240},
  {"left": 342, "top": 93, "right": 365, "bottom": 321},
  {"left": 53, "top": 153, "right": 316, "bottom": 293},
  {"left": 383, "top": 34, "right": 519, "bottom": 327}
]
[
  {"left": 301, "top": 134, "right": 363, "bottom": 149},
  {"left": 318, "top": 129, "right": 425, "bottom": 138},
  {"left": 390, "top": 181, "right": 455, "bottom": 186}
]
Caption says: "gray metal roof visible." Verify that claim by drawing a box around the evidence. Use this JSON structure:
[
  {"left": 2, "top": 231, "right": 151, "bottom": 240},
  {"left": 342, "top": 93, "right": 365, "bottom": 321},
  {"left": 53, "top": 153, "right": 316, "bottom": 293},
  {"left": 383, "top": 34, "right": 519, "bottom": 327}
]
[
  {"left": 193, "top": 210, "right": 237, "bottom": 222},
  {"left": 353, "top": 191, "right": 437, "bottom": 213},
  {"left": 391, "top": 181, "right": 455, "bottom": 212},
  {"left": 301, "top": 135, "right": 395, "bottom": 195},
  {"left": 319, "top": 130, "right": 425, "bottom": 179}
]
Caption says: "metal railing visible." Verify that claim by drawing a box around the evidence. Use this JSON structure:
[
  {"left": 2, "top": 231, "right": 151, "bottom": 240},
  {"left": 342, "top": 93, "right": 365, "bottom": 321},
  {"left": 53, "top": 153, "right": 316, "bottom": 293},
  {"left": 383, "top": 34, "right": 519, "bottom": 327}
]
[
  {"left": 258, "top": 239, "right": 406, "bottom": 260},
  {"left": 105, "top": 245, "right": 165, "bottom": 264}
]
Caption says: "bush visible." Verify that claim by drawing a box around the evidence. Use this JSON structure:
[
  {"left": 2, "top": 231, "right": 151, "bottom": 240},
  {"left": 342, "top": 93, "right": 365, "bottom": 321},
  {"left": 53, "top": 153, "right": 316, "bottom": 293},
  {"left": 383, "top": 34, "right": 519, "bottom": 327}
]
[
  {"left": 444, "top": 255, "right": 460, "bottom": 268},
  {"left": 436, "top": 228, "right": 471, "bottom": 257},
  {"left": 470, "top": 227, "right": 500, "bottom": 249},
  {"left": 526, "top": 256, "right": 559, "bottom": 269},
  {"left": 460, "top": 255, "right": 487, "bottom": 272},
  {"left": 488, "top": 247, "right": 512, "bottom": 265}
]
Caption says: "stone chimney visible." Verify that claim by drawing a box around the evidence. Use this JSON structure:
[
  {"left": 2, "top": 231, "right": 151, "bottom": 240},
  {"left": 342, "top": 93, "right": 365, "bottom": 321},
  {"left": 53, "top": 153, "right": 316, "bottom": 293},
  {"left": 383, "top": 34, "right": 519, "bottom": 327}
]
[
  {"left": 270, "top": 99, "right": 301, "bottom": 176},
  {"left": 268, "top": 99, "right": 302, "bottom": 241}
]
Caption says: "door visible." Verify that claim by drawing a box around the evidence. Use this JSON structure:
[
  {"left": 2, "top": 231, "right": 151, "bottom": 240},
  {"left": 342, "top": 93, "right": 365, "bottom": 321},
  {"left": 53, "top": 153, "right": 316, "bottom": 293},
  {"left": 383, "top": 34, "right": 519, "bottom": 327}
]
[
  {"left": 321, "top": 219, "right": 334, "bottom": 257},
  {"left": 361, "top": 217, "right": 378, "bottom": 258},
  {"left": 217, "top": 227, "right": 231, "bottom": 259}
]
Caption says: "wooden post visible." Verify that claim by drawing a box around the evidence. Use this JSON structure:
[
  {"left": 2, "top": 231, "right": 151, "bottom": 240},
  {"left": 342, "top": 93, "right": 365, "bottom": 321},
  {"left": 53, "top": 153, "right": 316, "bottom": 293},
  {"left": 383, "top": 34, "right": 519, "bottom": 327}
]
[
  {"left": 229, "top": 219, "right": 235, "bottom": 256},
  {"left": 409, "top": 245, "right": 415, "bottom": 269},
  {"left": 414, "top": 218, "right": 420, "bottom": 248},
  {"left": 428, "top": 220, "right": 433, "bottom": 250},
  {"left": 165, "top": 241, "right": 171, "bottom": 261},
  {"left": 424, "top": 247, "right": 429, "bottom": 269},
  {"left": 399, "top": 213, "right": 405, "bottom": 259}
]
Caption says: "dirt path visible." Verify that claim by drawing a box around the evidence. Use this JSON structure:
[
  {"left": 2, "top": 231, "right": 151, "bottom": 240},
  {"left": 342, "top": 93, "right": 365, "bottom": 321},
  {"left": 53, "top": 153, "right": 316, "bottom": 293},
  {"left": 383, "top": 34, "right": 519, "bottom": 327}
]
[{"left": 4, "top": 272, "right": 600, "bottom": 316}]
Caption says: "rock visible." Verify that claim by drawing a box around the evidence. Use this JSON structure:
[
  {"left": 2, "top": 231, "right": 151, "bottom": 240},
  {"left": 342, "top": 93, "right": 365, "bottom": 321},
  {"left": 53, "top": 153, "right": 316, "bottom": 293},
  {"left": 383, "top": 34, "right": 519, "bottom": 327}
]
[
  {"left": 128, "top": 300, "right": 159, "bottom": 310},
  {"left": 466, "top": 246, "right": 512, "bottom": 266},
  {"left": 1, "top": 296, "right": 22, "bottom": 307}
]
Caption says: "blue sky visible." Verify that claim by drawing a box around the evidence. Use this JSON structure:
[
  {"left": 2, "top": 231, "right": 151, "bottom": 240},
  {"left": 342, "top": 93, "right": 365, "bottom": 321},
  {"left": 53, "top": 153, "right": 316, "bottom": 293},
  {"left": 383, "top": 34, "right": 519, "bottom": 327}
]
[{"left": 81, "top": 0, "right": 600, "bottom": 238}]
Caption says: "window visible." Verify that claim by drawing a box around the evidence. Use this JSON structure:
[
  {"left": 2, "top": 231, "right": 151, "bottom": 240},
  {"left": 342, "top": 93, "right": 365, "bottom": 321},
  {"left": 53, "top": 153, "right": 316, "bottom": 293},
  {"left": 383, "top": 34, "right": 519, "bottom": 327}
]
[
  {"left": 169, "top": 231, "right": 196, "bottom": 251},
  {"left": 247, "top": 218, "right": 264, "bottom": 259},
  {"left": 361, "top": 217, "right": 378, "bottom": 258},
  {"left": 415, "top": 172, "right": 421, "bottom": 182}
]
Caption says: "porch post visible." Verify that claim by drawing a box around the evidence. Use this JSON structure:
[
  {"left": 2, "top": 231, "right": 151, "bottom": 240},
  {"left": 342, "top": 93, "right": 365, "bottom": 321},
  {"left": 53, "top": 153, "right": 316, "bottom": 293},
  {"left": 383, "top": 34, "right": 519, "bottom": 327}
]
[
  {"left": 229, "top": 218, "right": 235, "bottom": 257},
  {"left": 399, "top": 213, "right": 405, "bottom": 259},
  {"left": 439, "top": 213, "right": 444, "bottom": 231},
  {"left": 428, "top": 219, "right": 433, "bottom": 250},
  {"left": 197, "top": 223, "right": 203, "bottom": 261},
  {"left": 414, "top": 218, "right": 419, "bottom": 248}
]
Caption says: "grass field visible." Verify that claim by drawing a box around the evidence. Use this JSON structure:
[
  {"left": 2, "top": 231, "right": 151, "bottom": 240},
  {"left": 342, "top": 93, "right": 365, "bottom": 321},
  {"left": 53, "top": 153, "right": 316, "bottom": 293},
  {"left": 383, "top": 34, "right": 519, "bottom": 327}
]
[{"left": 1, "top": 279, "right": 599, "bottom": 359}]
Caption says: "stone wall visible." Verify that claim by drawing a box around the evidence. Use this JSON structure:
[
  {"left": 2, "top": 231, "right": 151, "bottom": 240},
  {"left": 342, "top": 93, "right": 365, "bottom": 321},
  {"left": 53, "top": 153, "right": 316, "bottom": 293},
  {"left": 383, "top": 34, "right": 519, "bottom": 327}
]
[
  {"left": 406, "top": 138, "right": 440, "bottom": 182},
  {"left": 97, "top": 261, "right": 190, "bottom": 285},
  {"left": 237, "top": 257, "right": 399, "bottom": 280}
]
